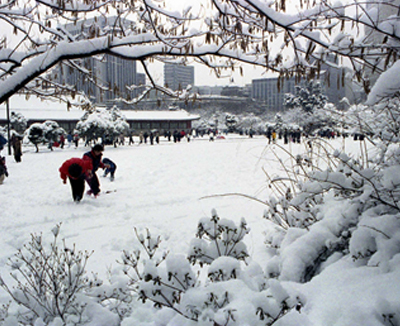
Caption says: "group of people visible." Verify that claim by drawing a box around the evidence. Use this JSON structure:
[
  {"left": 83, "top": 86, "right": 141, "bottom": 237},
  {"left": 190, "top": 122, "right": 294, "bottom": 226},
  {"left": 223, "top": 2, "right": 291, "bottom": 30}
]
[
  {"left": 59, "top": 144, "right": 117, "bottom": 202},
  {"left": 137, "top": 130, "right": 192, "bottom": 145},
  {"left": 265, "top": 129, "right": 302, "bottom": 145}
]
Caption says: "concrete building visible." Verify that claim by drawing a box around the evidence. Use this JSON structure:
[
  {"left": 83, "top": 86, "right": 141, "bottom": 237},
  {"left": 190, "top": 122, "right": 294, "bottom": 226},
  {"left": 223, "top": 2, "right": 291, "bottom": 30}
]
[
  {"left": 56, "top": 17, "right": 140, "bottom": 106},
  {"left": 251, "top": 59, "right": 352, "bottom": 112},
  {"left": 252, "top": 77, "right": 297, "bottom": 111},
  {"left": 164, "top": 63, "right": 195, "bottom": 91}
]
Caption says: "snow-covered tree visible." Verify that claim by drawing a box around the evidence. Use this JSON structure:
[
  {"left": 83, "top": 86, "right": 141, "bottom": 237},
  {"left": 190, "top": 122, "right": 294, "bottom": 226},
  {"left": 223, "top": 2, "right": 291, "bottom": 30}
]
[
  {"left": 105, "top": 106, "right": 131, "bottom": 142},
  {"left": 282, "top": 81, "right": 334, "bottom": 134},
  {"left": 274, "top": 113, "right": 284, "bottom": 132},
  {"left": 10, "top": 112, "right": 27, "bottom": 135},
  {"left": 25, "top": 121, "right": 65, "bottom": 152},
  {"left": 76, "top": 106, "right": 129, "bottom": 145},
  {"left": 25, "top": 123, "right": 46, "bottom": 152},
  {"left": 225, "top": 114, "right": 238, "bottom": 133},
  {"left": 283, "top": 81, "right": 327, "bottom": 114},
  {"left": 237, "top": 113, "right": 264, "bottom": 134},
  {"left": 42, "top": 120, "right": 65, "bottom": 147}
]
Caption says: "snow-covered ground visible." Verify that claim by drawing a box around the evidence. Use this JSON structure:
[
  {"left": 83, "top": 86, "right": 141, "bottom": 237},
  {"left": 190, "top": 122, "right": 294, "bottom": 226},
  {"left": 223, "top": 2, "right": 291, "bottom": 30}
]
[
  {"left": 0, "top": 135, "right": 274, "bottom": 281},
  {"left": 0, "top": 134, "right": 398, "bottom": 325}
]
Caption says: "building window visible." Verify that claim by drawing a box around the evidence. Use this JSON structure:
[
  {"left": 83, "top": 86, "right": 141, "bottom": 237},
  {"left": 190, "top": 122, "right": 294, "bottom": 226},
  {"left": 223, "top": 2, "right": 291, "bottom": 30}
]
[
  {"left": 141, "top": 122, "right": 150, "bottom": 130},
  {"left": 150, "top": 122, "right": 161, "bottom": 130},
  {"left": 161, "top": 122, "right": 170, "bottom": 130}
]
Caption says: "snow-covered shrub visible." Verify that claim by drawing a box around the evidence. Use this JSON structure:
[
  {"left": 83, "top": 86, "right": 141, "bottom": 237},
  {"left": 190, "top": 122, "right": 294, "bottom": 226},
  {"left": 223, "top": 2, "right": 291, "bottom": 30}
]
[
  {"left": 25, "top": 123, "right": 46, "bottom": 152},
  {"left": 262, "top": 97, "right": 400, "bottom": 283},
  {"left": 42, "top": 120, "right": 65, "bottom": 144},
  {"left": 119, "top": 212, "right": 303, "bottom": 326},
  {"left": 0, "top": 224, "right": 119, "bottom": 326},
  {"left": 25, "top": 121, "right": 65, "bottom": 152},
  {"left": 224, "top": 114, "right": 238, "bottom": 132},
  {"left": 10, "top": 111, "right": 27, "bottom": 134},
  {"left": 284, "top": 80, "right": 328, "bottom": 114},
  {"left": 76, "top": 106, "right": 129, "bottom": 145},
  {"left": 188, "top": 209, "right": 249, "bottom": 266},
  {"left": 236, "top": 113, "right": 265, "bottom": 134}
]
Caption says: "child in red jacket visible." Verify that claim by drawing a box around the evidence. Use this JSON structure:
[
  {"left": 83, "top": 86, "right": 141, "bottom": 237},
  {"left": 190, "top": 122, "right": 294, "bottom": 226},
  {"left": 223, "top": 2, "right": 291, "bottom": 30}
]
[{"left": 59, "top": 158, "right": 92, "bottom": 202}]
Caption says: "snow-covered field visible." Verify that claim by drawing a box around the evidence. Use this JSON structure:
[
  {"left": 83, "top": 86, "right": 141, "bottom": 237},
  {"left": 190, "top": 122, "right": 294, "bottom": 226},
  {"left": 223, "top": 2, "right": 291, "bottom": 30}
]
[
  {"left": 0, "top": 134, "right": 398, "bottom": 326},
  {"left": 0, "top": 135, "right": 274, "bottom": 281}
]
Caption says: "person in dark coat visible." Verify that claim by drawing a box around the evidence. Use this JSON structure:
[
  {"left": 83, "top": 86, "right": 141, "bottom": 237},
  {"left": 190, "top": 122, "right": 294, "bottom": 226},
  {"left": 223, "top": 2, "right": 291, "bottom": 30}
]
[
  {"left": 59, "top": 158, "right": 92, "bottom": 202},
  {"left": 0, "top": 155, "right": 9, "bottom": 184},
  {"left": 102, "top": 158, "right": 117, "bottom": 181},
  {"left": 149, "top": 131, "right": 154, "bottom": 145},
  {"left": 82, "top": 144, "right": 110, "bottom": 196},
  {"left": 11, "top": 134, "right": 22, "bottom": 162}
]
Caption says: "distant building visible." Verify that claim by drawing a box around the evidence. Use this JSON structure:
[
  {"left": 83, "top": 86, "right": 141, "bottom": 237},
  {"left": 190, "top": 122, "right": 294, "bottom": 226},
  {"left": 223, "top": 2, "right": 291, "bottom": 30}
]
[
  {"left": 194, "top": 85, "right": 224, "bottom": 96},
  {"left": 136, "top": 73, "right": 146, "bottom": 88},
  {"left": 220, "top": 85, "right": 251, "bottom": 98},
  {"left": 56, "top": 17, "right": 141, "bottom": 106},
  {"left": 252, "top": 77, "right": 297, "bottom": 111},
  {"left": 164, "top": 63, "right": 194, "bottom": 91},
  {"left": 251, "top": 58, "right": 352, "bottom": 111},
  {"left": 0, "top": 105, "right": 200, "bottom": 135}
]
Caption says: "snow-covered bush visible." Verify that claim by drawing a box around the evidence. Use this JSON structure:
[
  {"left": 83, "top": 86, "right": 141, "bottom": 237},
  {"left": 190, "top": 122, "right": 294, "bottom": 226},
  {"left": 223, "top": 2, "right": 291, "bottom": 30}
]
[
  {"left": 119, "top": 211, "right": 303, "bottom": 326},
  {"left": 0, "top": 224, "right": 119, "bottom": 326},
  {"left": 282, "top": 81, "right": 342, "bottom": 135},
  {"left": 25, "top": 123, "right": 46, "bottom": 152},
  {"left": 42, "top": 120, "right": 65, "bottom": 145},
  {"left": 76, "top": 106, "right": 129, "bottom": 145},
  {"left": 261, "top": 97, "right": 400, "bottom": 284},
  {"left": 284, "top": 80, "right": 328, "bottom": 114},
  {"left": 224, "top": 114, "right": 238, "bottom": 133},
  {"left": 236, "top": 113, "right": 265, "bottom": 134},
  {"left": 188, "top": 209, "right": 249, "bottom": 266},
  {"left": 25, "top": 121, "right": 65, "bottom": 152},
  {"left": 10, "top": 112, "right": 27, "bottom": 134}
]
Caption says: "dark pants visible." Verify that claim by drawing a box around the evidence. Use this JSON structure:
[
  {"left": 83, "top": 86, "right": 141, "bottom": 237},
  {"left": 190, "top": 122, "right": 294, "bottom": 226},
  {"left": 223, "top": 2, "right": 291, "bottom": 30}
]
[
  {"left": 87, "top": 173, "right": 100, "bottom": 195},
  {"left": 69, "top": 177, "right": 85, "bottom": 202}
]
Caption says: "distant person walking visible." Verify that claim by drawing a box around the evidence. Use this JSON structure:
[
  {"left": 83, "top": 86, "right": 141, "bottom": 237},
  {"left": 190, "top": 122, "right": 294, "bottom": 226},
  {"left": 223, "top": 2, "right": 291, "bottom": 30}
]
[{"left": 59, "top": 158, "right": 92, "bottom": 202}]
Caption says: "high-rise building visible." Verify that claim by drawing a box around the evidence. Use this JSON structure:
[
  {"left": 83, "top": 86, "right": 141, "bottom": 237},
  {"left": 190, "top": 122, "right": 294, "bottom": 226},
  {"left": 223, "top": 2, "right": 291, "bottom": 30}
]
[
  {"left": 57, "top": 17, "right": 140, "bottom": 106},
  {"left": 164, "top": 63, "right": 194, "bottom": 91}
]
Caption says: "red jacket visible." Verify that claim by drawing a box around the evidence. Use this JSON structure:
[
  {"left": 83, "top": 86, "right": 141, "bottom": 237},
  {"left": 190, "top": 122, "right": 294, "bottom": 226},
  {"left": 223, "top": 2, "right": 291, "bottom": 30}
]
[{"left": 59, "top": 158, "right": 91, "bottom": 182}]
